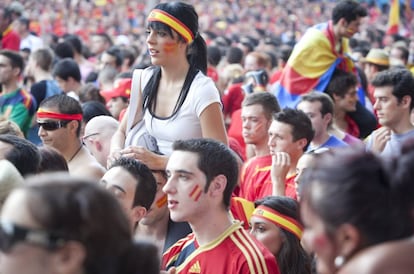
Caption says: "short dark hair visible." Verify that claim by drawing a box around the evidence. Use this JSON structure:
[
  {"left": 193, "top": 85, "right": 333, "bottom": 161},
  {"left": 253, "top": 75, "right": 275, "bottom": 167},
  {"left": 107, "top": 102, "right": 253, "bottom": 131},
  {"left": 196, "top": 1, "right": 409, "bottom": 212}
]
[
  {"left": 17, "top": 16, "right": 30, "bottom": 29},
  {"left": 81, "top": 100, "right": 112, "bottom": 124},
  {"left": 38, "top": 146, "right": 68, "bottom": 173},
  {"left": 332, "top": 0, "right": 367, "bottom": 24},
  {"left": 0, "top": 134, "right": 40, "bottom": 176},
  {"left": 299, "top": 92, "right": 334, "bottom": 117},
  {"left": 325, "top": 69, "right": 358, "bottom": 98},
  {"left": 207, "top": 46, "right": 221, "bottom": 67},
  {"left": 53, "top": 58, "right": 81, "bottom": 82},
  {"left": 242, "top": 92, "right": 280, "bottom": 120},
  {"left": 273, "top": 108, "right": 314, "bottom": 151},
  {"left": 172, "top": 138, "right": 239, "bottom": 209},
  {"left": 63, "top": 34, "right": 83, "bottom": 54},
  {"left": 0, "top": 50, "right": 24, "bottom": 75},
  {"left": 104, "top": 46, "right": 123, "bottom": 68},
  {"left": 31, "top": 48, "right": 54, "bottom": 71},
  {"left": 226, "top": 46, "right": 244, "bottom": 64},
  {"left": 372, "top": 68, "right": 414, "bottom": 110},
  {"left": 93, "top": 32, "right": 113, "bottom": 47},
  {"left": 392, "top": 45, "right": 409, "bottom": 63},
  {"left": 54, "top": 41, "right": 75, "bottom": 59},
  {"left": 110, "top": 157, "right": 156, "bottom": 210}
]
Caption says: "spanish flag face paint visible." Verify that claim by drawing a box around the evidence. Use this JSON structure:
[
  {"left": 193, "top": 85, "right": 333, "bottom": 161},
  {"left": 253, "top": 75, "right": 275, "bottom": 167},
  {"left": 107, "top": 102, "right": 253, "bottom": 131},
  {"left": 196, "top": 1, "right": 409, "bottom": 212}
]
[
  {"left": 163, "top": 41, "right": 178, "bottom": 53},
  {"left": 189, "top": 184, "right": 202, "bottom": 202},
  {"left": 156, "top": 194, "right": 168, "bottom": 208}
]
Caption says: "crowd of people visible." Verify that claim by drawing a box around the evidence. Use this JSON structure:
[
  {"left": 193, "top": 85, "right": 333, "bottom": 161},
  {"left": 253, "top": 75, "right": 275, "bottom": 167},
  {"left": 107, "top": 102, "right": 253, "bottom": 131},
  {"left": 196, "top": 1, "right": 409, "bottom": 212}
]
[{"left": 0, "top": 0, "right": 414, "bottom": 273}]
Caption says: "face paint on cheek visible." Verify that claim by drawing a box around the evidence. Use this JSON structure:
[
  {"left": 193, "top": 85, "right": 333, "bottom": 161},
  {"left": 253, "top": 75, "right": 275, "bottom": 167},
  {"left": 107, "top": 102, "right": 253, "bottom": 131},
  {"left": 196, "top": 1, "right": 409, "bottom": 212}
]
[
  {"left": 189, "top": 184, "right": 202, "bottom": 202},
  {"left": 164, "top": 42, "right": 177, "bottom": 53},
  {"left": 314, "top": 234, "right": 330, "bottom": 250},
  {"left": 156, "top": 194, "right": 167, "bottom": 208},
  {"left": 346, "top": 28, "right": 356, "bottom": 35}
]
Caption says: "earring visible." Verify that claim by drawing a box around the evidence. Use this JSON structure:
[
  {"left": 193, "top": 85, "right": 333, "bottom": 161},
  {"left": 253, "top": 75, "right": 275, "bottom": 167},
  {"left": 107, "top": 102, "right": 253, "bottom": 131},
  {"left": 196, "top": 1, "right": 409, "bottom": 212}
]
[{"left": 334, "top": 256, "right": 346, "bottom": 268}]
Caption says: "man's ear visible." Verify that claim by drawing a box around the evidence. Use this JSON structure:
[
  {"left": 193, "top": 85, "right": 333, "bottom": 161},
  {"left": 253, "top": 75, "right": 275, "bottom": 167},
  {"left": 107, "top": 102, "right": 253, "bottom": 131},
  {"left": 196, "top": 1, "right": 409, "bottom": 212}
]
[
  {"left": 401, "top": 95, "right": 411, "bottom": 109},
  {"left": 296, "top": 138, "right": 308, "bottom": 152},
  {"left": 323, "top": 113, "right": 333, "bottom": 126},
  {"left": 95, "top": 140, "right": 103, "bottom": 152},
  {"left": 335, "top": 223, "right": 360, "bottom": 259},
  {"left": 52, "top": 241, "right": 86, "bottom": 274},
  {"left": 68, "top": 120, "right": 80, "bottom": 135},
  {"left": 338, "top": 18, "right": 348, "bottom": 28},
  {"left": 12, "top": 67, "right": 21, "bottom": 78},
  {"left": 131, "top": 205, "right": 147, "bottom": 224},
  {"left": 209, "top": 174, "right": 227, "bottom": 198},
  {"left": 332, "top": 93, "right": 341, "bottom": 103}
]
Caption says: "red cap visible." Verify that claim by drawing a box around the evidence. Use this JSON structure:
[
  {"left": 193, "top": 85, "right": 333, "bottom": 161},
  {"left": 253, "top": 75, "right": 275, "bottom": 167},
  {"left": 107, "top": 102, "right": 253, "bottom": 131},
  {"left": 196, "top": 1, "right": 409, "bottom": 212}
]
[{"left": 101, "top": 78, "right": 132, "bottom": 101}]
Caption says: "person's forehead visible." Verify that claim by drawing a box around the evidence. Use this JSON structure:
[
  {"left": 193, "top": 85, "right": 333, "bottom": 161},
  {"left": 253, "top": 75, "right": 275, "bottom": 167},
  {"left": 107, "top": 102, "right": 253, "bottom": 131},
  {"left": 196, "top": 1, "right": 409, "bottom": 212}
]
[
  {"left": 271, "top": 120, "right": 293, "bottom": 131},
  {"left": 373, "top": 86, "right": 393, "bottom": 96},
  {"left": 167, "top": 151, "right": 200, "bottom": 172},
  {"left": 298, "top": 100, "right": 322, "bottom": 111},
  {"left": 102, "top": 167, "right": 137, "bottom": 191},
  {"left": 242, "top": 104, "right": 265, "bottom": 115}
]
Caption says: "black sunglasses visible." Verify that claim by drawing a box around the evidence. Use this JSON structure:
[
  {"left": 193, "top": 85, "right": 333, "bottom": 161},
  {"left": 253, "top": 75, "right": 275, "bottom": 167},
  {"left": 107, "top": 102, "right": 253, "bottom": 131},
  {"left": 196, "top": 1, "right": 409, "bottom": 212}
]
[
  {"left": 0, "top": 220, "right": 67, "bottom": 253},
  {"left": 37, "top": 120, "right": 70, "bottom": 131}
]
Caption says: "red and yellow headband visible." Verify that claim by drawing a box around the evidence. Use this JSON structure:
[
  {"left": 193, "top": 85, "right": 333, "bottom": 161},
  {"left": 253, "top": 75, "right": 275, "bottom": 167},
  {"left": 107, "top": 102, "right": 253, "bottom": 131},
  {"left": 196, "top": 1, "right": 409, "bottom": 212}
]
[
  {"left": 147, "top": 9, "right": 194, "bottom": 44},
  {"left": 253, "top": 205, "right": 303, "bottom": 239},
  {"left": 37, "top": 108, "right": 83, "bottom": 121}
]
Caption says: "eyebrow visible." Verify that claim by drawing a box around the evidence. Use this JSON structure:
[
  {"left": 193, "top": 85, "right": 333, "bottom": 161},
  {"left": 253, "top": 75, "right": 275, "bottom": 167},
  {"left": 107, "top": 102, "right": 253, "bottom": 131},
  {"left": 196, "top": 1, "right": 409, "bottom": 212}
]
[
  {"left": 166, "top": 169, "right": 194, "bottom": 176},
  {"left": 176, "top": 169, "right": 194, "bottom": 175}
]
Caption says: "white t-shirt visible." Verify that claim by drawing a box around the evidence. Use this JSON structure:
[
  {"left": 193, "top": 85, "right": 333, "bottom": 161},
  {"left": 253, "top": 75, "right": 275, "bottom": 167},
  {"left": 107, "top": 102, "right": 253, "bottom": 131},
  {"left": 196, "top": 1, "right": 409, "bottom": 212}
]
[{"left": 141, "top": 69, "right": 221, "bottom": 155}]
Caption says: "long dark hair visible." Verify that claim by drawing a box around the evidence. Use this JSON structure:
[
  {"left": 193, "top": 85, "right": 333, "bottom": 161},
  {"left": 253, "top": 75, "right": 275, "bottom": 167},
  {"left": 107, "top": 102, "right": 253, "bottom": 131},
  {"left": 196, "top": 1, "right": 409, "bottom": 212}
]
[
  {"left": 255, "top": 196, "right": 312, "bottom": 274},
  {"left": 144, "top": 2, "right": 207, "bottom": 120}
]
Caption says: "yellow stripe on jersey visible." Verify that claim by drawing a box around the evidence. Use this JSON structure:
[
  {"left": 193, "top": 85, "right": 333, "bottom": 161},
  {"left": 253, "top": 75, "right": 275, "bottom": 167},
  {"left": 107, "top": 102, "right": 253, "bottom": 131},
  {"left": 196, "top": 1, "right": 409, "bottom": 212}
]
[{"left": 236, "top": 228, "right": 269, "bottom": 274}]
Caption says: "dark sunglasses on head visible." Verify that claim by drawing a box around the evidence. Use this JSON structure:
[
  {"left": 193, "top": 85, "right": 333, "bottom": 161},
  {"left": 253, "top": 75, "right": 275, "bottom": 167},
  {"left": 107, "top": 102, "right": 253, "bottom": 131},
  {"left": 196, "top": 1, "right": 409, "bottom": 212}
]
[
  {"left": 37, "top": 120, "right": 70, "bottom": 131},
  {"left": 0, "top": 220, "right": 67, "bottom": 253}
]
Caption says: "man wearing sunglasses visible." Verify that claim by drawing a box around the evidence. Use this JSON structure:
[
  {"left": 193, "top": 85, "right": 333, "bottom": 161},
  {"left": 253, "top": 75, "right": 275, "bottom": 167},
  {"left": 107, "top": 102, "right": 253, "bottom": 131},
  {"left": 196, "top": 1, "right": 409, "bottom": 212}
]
[{"left": 37, "top": 94, "right": 105, "bottom": 180}]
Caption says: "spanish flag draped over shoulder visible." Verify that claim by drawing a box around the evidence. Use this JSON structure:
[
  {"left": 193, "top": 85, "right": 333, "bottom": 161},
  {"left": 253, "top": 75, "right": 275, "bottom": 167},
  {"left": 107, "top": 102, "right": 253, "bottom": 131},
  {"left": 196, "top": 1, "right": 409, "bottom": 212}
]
[
  {"left": 387, "top": 0, "right": 400, "bottom": 35},
  {"left": 272, "top": 21, "right": 354, "bottom": 108}
]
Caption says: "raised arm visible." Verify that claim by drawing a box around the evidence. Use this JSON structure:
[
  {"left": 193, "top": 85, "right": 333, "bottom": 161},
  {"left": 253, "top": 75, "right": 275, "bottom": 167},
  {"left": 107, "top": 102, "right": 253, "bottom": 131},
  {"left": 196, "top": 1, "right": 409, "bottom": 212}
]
[{"left": 199, "top": 102, "right": 228, "bottom": 145}]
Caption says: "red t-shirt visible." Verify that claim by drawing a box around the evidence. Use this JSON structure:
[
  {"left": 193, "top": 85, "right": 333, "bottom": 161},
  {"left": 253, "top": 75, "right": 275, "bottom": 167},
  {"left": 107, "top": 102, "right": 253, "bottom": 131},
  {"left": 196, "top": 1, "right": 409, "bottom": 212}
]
[
  {"left": 1, "top": 26, "right": 20, "bottom": 51},
  {"left": 227, "top": 109, "right": 246, "bottom": 159},
  {"left": 162, "top": 222, "right": 280, "bottom": 274},
  {"left": 222, "top": 82, "right": 244, "bottom": 117},
  {"left": 239, "top": 155, "right": 298, "bottom": 201}
]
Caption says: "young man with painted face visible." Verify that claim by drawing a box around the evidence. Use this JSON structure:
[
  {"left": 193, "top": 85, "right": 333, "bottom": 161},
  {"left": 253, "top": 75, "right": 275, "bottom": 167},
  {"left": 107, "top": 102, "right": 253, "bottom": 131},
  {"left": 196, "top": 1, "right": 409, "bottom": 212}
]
[{"left": 162, "top": 138, "right": 279, "bottom": 273}]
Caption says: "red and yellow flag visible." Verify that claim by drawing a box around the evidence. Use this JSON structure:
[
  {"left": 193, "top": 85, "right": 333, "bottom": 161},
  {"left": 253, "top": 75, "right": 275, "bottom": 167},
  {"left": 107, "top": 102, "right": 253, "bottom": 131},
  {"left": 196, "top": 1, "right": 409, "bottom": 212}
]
[{"left": 387, "top": 0, "right": 400, "bottom": 35}]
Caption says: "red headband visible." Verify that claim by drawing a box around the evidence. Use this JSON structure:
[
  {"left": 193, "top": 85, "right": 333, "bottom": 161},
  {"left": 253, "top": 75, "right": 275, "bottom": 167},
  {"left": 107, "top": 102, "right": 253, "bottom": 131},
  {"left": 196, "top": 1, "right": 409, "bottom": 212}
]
[{"left": 37, "top": 109, "right": 83, "bottom": 121}]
